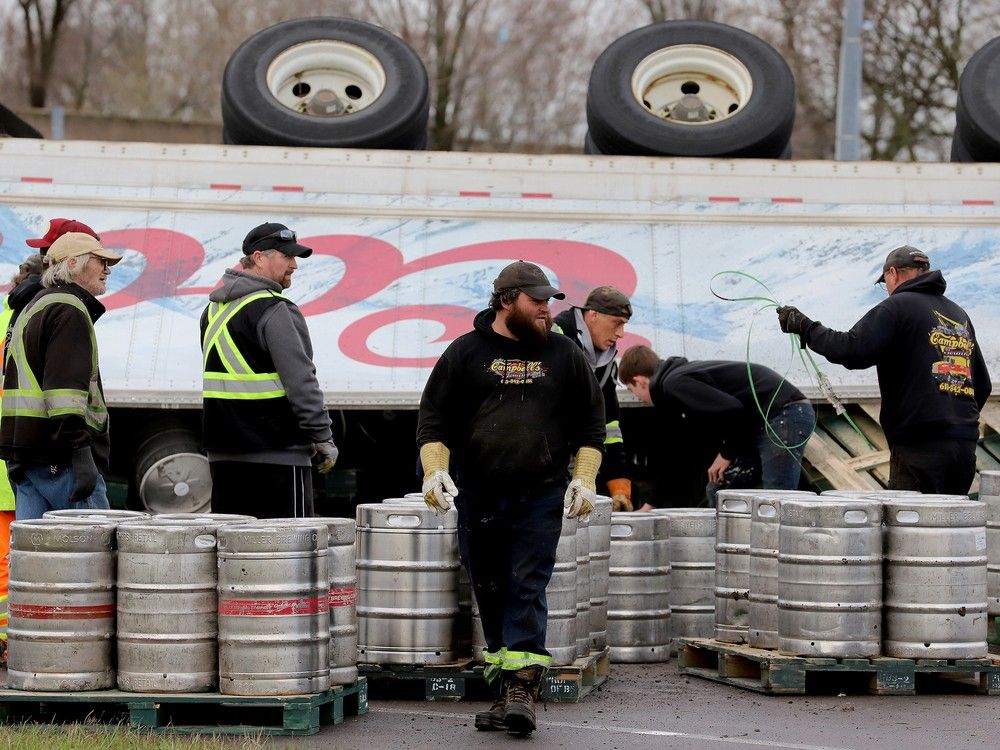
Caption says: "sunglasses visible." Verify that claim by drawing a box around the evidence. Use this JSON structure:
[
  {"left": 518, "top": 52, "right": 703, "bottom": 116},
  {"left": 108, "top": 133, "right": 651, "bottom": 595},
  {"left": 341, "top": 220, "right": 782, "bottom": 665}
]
[{"left": 257, "top": 228, "right": 296, "bottom": 244}]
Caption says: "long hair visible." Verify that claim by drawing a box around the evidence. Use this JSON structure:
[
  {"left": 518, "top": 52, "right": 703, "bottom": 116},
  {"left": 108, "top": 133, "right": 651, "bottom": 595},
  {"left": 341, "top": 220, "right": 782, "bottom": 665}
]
[{"left": 41, "top": 257, "right": 76, "bottom": 288}]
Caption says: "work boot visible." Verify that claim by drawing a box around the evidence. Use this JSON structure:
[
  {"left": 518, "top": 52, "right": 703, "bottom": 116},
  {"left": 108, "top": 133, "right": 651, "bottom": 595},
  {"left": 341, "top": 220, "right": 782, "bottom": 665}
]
[
  {"left": 474, "top": 685, "right": 508, "bottom": 731},
  {"left": 504, "top": 666, "right": 544, "bottom": 736}
]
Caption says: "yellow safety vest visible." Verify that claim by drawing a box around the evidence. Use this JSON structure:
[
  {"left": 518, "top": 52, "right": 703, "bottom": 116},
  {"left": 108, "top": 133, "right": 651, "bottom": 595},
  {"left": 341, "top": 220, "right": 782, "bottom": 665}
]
[{"left": 0, "top": 297, "right": 14, "bottom": 511}]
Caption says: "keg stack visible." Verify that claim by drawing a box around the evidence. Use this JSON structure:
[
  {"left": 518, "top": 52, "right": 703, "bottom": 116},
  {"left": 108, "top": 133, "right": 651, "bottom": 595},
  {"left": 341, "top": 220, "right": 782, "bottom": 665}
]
[
  {"left": 654, "top": 508, "right": 715, "bottom": 654},
  {"left": 6, "top": 511, "right": 363, "bottom": 697},
  {"left": 980, "top": 471, "right": 1000, "bottom": 619}
]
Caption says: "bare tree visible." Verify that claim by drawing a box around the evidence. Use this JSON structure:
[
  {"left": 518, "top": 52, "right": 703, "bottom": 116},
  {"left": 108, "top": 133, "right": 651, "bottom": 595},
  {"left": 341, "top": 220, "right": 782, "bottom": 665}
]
[
  {"left": 640, "top": 0, "right": 722, "bottom": 23},
  {"left": 17, "top": 0, "right": 79, "bottom": 106}
]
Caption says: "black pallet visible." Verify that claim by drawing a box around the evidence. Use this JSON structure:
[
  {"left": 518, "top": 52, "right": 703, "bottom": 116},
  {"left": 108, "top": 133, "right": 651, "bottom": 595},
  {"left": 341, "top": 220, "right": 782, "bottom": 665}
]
[
  {"left": 0, "top": 677, "right": 367, "bottom": 736},
  {"left": 679, "top": 638, "right": 1000, "bottom": 696},
  {"left": 359, "top": 648, "right": 609, "bottom": 703}
]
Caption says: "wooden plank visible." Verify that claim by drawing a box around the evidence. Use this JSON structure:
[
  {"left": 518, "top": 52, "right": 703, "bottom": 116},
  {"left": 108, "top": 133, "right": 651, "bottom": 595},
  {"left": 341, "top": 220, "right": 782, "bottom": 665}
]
[
  {"left": 844, "top": 450, "right": 891, "bottom": 471},
  {"left": 980, "top": 402, "right": 1000, "bottom": 435},
  {"left": 802, "top": 431, "right": 878, "bottom": 490}
]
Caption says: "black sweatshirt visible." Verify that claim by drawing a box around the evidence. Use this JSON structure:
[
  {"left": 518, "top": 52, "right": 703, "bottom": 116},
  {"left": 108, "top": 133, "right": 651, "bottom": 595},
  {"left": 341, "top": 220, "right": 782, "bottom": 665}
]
[
  {"left": 649, "top": 357, "right": 806, "bottom": 460},
  {"left": 802, "top": 270, "right": 990, "bottom": 446},
  {"left": 417, "top": 308, "right": 606, "bottom": 491}
]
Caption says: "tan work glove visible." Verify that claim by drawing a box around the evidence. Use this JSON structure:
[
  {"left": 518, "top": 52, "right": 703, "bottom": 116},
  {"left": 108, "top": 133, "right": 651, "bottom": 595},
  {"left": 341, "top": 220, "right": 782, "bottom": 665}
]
[
  {"left": 607, "top": 477, "right": 633, "bottom": 512},
  {"left": 420, "top": 442, "right": 457, "bottom": 513},
  {"left": 312, "top": 440, "right": 339, "bottom": 474},
  {"left": 565, "top": 446, "right": 601, "bottom": 519}
]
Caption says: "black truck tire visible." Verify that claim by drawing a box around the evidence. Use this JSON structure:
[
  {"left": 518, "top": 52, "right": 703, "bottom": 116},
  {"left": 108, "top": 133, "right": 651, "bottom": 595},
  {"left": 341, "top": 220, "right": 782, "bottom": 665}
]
[
  {"left": 222, "top": 17, "right": 429, "bottom": 150},
  {"left": 955, "top": 37, "right": 1000, "bottom": 161},
  {"left": 586, "top": 21, "right": 795, "bottom": 158}
]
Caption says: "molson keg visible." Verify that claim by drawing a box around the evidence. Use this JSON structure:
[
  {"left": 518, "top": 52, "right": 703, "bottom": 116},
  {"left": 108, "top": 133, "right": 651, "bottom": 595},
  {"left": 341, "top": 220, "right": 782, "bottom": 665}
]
[
  {"left": 655, "top": 508, "right": 715, "bottom": 654},
  {"left": 778, "top": 498, "right": 882, "bottom": 657},
  {"left": 356, "top": 503, "right": 459, "bottom": 665},
  {"left": 116, "top": 517, "right": 220, "bottom": 692},
  {"left": 217, "top": 521, "right": 330, "bottom": 695},
  {"left": 263, "top": 517, "right": 359, "bottom": 685},
  {"left": 749, "top": 496, "right": 782, "bottom": 649},
  {"left": 7, "top": 518, "right": 117, "bottom": 690},
  {"left": 588, "top": 496, "right": 613, "bottom": 651},
  {"left": 607, "top": 512, "right": 670, "bottom": 662},
  {"left": 980, "top": 471, "right": 1000, "bottom": 617},
  {"left": 882, "top": 498, "right": 988, "bottom": 658},
  {"left": 575, "top": 512, "right": 591, "bottom": 658},
  {"left": 43, "top": 509, "right": 151, "bottom": 521}
]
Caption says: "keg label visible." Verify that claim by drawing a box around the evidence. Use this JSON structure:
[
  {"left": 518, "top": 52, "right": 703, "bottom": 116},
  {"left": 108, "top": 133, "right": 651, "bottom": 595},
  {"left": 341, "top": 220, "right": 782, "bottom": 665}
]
[
  {"left": 9, "top": 603, "right": 114, "bottom": 620},
  {"left": 218, "top": 596, "right": 329, "bottom": 616},
  {"left": 329, "top": 587, "right": 357, "bottom": 607}
]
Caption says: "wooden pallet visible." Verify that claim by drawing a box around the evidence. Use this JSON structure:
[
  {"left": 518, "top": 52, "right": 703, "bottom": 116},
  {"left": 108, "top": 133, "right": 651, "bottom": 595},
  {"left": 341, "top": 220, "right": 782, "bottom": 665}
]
[
  {"left": 0, "top": 678, "right": 367, "bottom": 736},
  {"left": 358, "top": 648, "right": 609, "bottom": 703},
  {"left": 678, "top": 638, "right": 1000, "bottom": 696}
]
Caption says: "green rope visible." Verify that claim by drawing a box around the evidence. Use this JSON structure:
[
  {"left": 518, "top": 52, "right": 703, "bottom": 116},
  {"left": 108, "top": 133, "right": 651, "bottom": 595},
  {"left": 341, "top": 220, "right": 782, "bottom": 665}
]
[{"left": 709, "top": 270, "right": 876, "bottom": 452}]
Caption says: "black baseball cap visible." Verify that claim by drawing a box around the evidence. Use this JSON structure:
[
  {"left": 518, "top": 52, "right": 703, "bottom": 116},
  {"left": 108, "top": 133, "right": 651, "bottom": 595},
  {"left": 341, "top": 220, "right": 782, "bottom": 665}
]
[
  {"left": 582, "top": 286, "right": 632, "bottom": 319},
  {"left": 875, "top": 245, "right": 929, "bottom": 284},
  {"left": 242, "top": 222, "right": 313, "bottom": 258},
  {"left": 493, "top": 260, "right": 565, "bottom": 300}
]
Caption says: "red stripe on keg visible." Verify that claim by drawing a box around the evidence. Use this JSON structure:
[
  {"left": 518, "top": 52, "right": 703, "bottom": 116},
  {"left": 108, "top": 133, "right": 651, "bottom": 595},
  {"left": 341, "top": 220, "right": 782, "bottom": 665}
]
[
  {"left": 329, "top": 587, "right": 356, "bottom": 608},
  {"left": 9, "top": 603, "right": 114, "bottom": 620},
  {"left": 218, "top": 597, "right": 329, "bottom": 616}
]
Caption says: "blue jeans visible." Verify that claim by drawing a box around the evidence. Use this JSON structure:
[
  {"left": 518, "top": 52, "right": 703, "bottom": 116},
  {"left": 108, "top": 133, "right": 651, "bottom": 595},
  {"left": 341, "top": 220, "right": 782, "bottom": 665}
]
[
  {"left": 455, "top": 484, "right": 564, "bottom": 661},
  {"left": 14, "top": 464, "right": 109, "bottom": 520}
]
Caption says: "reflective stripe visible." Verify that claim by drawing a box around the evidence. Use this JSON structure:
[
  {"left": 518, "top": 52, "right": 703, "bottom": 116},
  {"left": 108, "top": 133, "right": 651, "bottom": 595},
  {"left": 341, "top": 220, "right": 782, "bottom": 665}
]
[
  {"left": 482, "top": 648, "right": 506, "bottom": 684},
  {"left": 501, "top": 650, "right": 552, "bottom": 671},
  {"left": 605, "top": 419, "right": 623, "bottom": 445},
  {"left": 202, "top": 292, "right": 290, "bottom": 402}
]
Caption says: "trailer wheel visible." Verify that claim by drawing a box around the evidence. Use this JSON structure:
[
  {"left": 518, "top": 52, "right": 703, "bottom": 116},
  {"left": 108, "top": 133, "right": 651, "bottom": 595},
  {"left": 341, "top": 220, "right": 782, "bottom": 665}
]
[
  {"left": 135, "top": 427, "right": 212, "bottom": 515},
  {"left": 586, "top": 21, "right": 795, "bottom": 158},
  {"left": 950, "top": 127, "right": 976, "bottom": 162},
  {"left": 583, "top": 130, "right": 602, "bottom": 154},
  {"left": 955, "top": 37, "right": 1000, "bottom": 162},
  {"left": 222, "top": 17, "right": 429, "bottom": 149}
]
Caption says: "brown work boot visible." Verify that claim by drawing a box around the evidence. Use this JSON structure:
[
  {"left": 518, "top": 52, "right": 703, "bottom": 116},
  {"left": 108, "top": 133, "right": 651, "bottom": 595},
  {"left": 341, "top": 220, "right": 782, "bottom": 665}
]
[
  {"left": 474, "top": 687, "right": 507, "bottom": 731},
  {"left": 504, "top": 666, "right": 544, "bottom": 736}
]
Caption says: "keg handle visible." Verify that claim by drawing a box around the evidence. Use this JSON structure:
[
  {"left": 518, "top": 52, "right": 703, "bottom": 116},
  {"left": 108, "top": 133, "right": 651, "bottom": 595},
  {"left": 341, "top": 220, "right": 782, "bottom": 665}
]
[
  {"left": 386, "top": 514, "right": 421, "bottom": 528},
  {"left": 894, "top": 510, "right": 920, "bottom": 524},
  {"left": 722, "top": 499, "right": 749, "bottom": 513},
  {"left": 610, "top": 523, "right": 634, "bottom": 538},
  {"left": 843, "top": 510, "right": 871, "bottom": 525},
  {"left": 757, "top": 503, "right": 777, "bottom": 519}
]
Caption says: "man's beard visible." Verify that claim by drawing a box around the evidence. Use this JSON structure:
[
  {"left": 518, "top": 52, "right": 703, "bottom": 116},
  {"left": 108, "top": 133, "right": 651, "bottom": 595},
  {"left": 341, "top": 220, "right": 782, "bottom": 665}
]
[{"left": 507, "top": 304, "right": 551, "bottom": 343}]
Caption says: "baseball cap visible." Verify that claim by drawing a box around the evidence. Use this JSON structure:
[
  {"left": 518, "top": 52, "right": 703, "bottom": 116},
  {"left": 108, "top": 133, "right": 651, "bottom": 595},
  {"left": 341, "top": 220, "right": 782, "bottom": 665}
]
[
  {"left": 26, "top": 218, "right": 100, "bottom": 250},
  {"left": 582, "top": 285, "right": 632, "bottom": 319},
  {"left": 493, "top": 260, "right": 565, "bottom": 300},
  {"left": 47, "top": 232, "right": 122, "bottom": 266},
  {"left": 875, "top": 245, "right": 930, "bottom": 284},
  {"left": 242, "top": 222, "right": 313, "bottom": 258}
]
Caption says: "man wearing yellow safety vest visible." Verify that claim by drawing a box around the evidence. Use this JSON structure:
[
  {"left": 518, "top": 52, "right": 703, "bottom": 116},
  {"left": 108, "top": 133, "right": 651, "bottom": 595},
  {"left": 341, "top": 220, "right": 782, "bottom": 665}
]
[
  {"left": 553, "top": 286, "right": 634, "bottom": 512},
  {"left": 0, "top": 287, "right": 15, "bottom": 666},
  {"left": 201, "top": 223, "right": 338, "bottom": 518},
  {"left": 0, "top": 233, "right": 122, "bottom": 519},
  {"left": 417, "top": 261, "right": 605, "bottom": 736}
]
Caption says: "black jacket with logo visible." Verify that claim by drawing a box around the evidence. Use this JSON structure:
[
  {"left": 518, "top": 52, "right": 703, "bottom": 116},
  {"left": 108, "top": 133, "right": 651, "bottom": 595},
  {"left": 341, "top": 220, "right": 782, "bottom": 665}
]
[
  {"left": 802, "top": 270, "right": 990, "bottom": 446},
  {"left": 649, "top": 357, "right": 806, "bottom": 461},
  {"left": 417, "top": 308, "right": 606, "bottom": 491}
]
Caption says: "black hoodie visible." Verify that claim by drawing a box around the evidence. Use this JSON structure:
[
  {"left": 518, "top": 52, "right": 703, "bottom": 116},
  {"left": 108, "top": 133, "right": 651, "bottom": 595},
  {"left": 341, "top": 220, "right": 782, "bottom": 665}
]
[
  {"left": 417, "top": 308, "right": 605, "bottom": 491},
  {"left": 649, "top": 357, "right": 806, "bottom": 460},
  {"left": 802, "top": 270, "right": 990, "bottom": 446}
]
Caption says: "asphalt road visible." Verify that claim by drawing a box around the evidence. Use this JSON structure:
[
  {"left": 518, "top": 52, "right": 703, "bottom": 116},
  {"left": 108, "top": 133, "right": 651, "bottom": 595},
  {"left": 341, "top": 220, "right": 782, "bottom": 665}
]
[{"left": 277, "top": 661, "right": 999, "bottom": 750}]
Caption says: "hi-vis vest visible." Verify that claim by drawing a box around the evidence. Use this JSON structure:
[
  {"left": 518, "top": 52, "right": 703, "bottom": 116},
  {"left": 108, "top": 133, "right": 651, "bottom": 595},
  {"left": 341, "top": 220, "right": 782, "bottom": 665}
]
[
  {"left": 2, "top": 293, "right": 108, "bottom": 436},
  {"left": 0, "top": 297, "right": 14, "bottom": 512},
  {"left": 202, "top": 291, "right": 290, "bottom": 401}
]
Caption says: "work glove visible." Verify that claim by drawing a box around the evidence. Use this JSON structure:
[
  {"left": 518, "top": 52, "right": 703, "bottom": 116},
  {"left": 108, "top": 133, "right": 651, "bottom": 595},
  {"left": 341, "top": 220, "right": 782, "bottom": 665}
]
[
  {"left": 565, "top": 446, "right": 601, "bottom": 519},
  {"left": 776, "top": 306, "right": 814, "bottom": 337},
  {"left": 606, "top": 477, "right": 633, "bottom": 512},
  {"left": 70, "top": 445, "right": 99, "bottom": 502},
  {"left": 312, "top": 440, "right": 339, "bottom": 474},
  {"left": 420, "top": 442, "right": 457, "bottom": 513}
]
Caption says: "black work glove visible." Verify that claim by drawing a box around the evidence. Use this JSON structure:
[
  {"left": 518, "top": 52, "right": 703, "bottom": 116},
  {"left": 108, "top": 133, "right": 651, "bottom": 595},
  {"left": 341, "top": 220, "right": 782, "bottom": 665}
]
[
  {"left": 70, "top": 446, "right": 99, "bottom": 502},
  {"left": 776, "top": 306, "right": 814, "bottom": 337}
]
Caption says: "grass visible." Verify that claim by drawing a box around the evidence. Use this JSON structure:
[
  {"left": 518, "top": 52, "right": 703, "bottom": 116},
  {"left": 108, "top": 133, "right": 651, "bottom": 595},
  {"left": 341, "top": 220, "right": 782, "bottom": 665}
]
[{"left": 0, "top": 722, "right": 268, "bottom": 750}]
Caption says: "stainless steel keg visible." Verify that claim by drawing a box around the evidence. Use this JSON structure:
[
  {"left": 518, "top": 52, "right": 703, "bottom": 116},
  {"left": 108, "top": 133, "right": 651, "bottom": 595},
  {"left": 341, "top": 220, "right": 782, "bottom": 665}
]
[
  {"left": 116, "top": 518, "right": 220, "bottom": 692},
  {"left": 778, "top": 498, "right": 882, "bottom": 657},
  {"left": 588, "top": 496, "right": 612, "bottom": 651},
  {"left": 217, "top": 522, "right": 330, "bottom": 695},
  {"left": 575, "top": 512, "right": 591, "bottom": 658},
  {"left": 749, "top": 495, "right": 782, "bottom": 649},
  {"left": 882, "top": 498, "right": 988, "bottom": 659},
  {"left": 607, "top": 512, "right": 670, "bottom": 662},
  {"left": 655, "top": 508, "right": 715, "bottom": 654},
  {"left": 980, "top": 471, "right": 1000, "bottom": 617},
  {"left": 7, "top": 518, "right": 117, "bottom": 690},
  {"left": 43, "top": 509, "right": 151, "bottom": 521}
]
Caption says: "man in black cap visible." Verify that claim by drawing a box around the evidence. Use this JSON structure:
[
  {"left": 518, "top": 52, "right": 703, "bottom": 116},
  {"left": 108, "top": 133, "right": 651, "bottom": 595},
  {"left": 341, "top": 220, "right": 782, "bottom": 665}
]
[
  {"left": 417, "top": 260, "right": 605, "bottom": 736},
  {"left": 776, "top": 246, "right": 991, "bottom": 494},
  {"left": 553, "top": 286, "right": 635, "bottom": 511},
  {"left": 200, "top": 222, "right": 339, "bottom": 518}
]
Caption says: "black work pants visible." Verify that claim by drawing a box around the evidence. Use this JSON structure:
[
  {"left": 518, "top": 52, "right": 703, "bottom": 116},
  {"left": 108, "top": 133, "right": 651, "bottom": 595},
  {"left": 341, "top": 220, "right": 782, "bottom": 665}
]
[
  {"left": 209, "top": 461, "right": 314, "bottom": 518},
  {"left": 456, "top": 484, "right": 564, "bottom": 660},
  {"left": 888, "top": 439, "right": 977, "bottom": 495}
]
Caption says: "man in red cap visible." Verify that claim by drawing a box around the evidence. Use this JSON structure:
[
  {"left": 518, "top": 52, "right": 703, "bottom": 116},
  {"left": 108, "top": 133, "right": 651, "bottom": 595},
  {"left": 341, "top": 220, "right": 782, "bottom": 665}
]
[{"left": 25, "top": 218, "right": 100, "bottom": 251}]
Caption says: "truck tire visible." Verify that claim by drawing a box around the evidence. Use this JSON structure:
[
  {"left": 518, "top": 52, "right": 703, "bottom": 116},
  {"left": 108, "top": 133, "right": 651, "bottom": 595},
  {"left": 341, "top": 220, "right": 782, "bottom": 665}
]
[
  {"left": 583, "top": 130, "right": 602, "bottom": 154},
  {"left": 586, "top": 21, "right": 795, "bottom": 158},
  {"left": 955, "top": 37, "right": 1000, "bottom": 162},
  {"left": 950, "top": 127, "right": 976, "bottom": 162},
  {"left": 222, "top": 17, "right": 429, "bottom": 150},
  {"left": 134, "top": 427, "right": 212, "bottom": 515}
]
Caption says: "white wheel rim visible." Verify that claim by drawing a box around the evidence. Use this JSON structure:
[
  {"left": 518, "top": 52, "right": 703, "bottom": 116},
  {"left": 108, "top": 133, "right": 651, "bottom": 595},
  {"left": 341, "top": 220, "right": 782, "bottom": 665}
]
[
  {"left": 266, "top": 40, "right": 386, "bottom": 116},
  {"left": 631, "top": 44, "right": 753, "bottom": 126}
]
